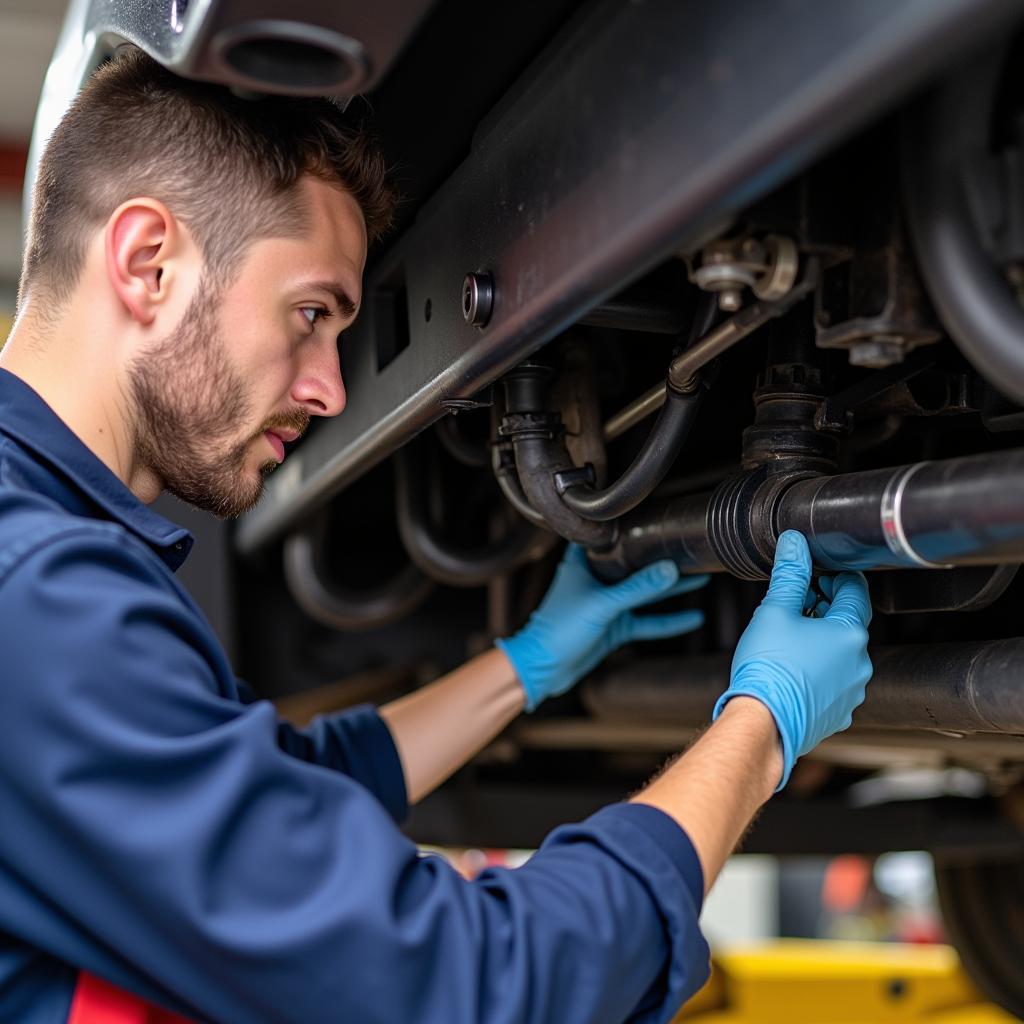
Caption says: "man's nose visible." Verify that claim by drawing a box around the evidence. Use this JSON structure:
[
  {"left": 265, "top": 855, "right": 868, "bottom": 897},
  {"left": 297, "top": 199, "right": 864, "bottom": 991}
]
[{"left": 291, "top": 336, "right": 346, "bottom": 417}]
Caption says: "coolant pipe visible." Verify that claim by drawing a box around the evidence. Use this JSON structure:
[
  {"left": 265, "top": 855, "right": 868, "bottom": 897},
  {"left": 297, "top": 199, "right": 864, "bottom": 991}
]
[
  {"left": 394, "top": 443, "right": 556, "bottom": 587},
  {"left": 284, "top": 513, "right": 434, "bottom": 631},
  {"left": 583, "top": 640, "right": 1024, "bottom": 735},
  {"left": 588, "top": 447, "right": 1024, "bottom": 581}
]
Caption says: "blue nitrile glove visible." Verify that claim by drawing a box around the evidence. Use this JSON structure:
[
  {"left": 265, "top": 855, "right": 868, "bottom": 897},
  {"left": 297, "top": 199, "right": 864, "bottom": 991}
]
[
  {"left": 497, "top": 544, "right": 709, "bottom": 711},
  {"left": 713, "top": 530, "right": 873, "bottom": 790}
]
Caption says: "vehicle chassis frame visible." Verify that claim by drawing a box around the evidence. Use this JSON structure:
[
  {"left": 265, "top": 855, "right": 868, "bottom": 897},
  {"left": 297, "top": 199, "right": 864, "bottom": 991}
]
[{"left": 236, "top": 0, "right": 1024, "bottom": 553}]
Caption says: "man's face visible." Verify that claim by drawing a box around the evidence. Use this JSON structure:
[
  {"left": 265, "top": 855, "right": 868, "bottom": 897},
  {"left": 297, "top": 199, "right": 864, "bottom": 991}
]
[{"left": 128, "top": 176, "right": 366, "bottom": 518}]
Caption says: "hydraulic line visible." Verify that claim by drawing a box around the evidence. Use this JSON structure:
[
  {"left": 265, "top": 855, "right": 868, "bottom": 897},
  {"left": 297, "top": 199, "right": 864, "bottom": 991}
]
[{"left": 284, "top": 513, "right": 434, "bottom": 631}]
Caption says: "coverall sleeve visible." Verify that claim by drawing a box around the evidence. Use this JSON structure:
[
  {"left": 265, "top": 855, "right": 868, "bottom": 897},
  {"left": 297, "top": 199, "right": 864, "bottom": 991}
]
[
  {"left": 0, "top": 526, "right": 710, "bottom": 1024},
  {"left": 237, "top": 676, "right": 409, "bottom": 824},
  {"left": 274, "top": 707, "right": 409, "bottom": 822}
]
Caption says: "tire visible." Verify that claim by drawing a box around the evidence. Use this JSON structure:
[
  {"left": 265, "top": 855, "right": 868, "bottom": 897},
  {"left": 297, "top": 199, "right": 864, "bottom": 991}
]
[{"left": 935, "top": 856, "right": 1024, "bottom": 1018}]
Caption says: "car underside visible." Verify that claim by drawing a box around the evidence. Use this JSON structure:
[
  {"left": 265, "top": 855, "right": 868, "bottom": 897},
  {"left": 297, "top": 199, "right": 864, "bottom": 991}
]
[{"left": 34, "top": 0, "right": 1024, "bottom": 1014}]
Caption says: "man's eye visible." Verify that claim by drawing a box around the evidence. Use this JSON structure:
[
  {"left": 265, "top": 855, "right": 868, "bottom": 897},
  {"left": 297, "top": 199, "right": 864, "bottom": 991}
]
[{"left": 301, "top": 307, "right": 334, "bottom": 328}]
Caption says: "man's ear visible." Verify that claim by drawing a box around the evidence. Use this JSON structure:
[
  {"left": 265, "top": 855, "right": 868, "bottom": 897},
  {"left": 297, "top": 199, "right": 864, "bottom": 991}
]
[{"left": 104, "top": 198, "right": 179, "bottom": 325}]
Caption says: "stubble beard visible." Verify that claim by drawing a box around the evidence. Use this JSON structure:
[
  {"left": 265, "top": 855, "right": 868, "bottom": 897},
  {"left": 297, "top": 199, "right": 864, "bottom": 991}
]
[{"left": 127, "top": 277, "right": 308, "bottom": 519}]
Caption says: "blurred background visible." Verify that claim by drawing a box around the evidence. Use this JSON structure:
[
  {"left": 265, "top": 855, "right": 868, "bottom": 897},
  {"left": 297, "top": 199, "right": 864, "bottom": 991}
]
[
  {"left": 0, "top": 0, "right": 65, "bottom": 324},
  {"left": 425, "top": 846, "right": 945, "bottom": 949}
]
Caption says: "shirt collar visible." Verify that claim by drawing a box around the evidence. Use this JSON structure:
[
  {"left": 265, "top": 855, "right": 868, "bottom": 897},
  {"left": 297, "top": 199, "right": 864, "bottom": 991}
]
[{"left": 0, "top": 369, "right": 194, "bottom": 570}]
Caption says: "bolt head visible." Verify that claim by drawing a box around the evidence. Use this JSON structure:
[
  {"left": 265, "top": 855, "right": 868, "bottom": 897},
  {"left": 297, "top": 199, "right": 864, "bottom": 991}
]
[
  {"left": 849, "top": 339, "right": 906, "bottom": 368},
  {"left": 718, "top": 288, "right": 743, "bottom": 312},
  {"left": 462, "top": 272, "right": 495, "bottom": 326}
]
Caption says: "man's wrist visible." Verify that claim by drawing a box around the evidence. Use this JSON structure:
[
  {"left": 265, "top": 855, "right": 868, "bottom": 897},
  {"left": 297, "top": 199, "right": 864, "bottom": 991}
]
[
  {"left": 715, "top": 695, "right": 785, "bottom": 798},
  {"left": 491, "top": 641, "right": 532, "bottom": 713}
]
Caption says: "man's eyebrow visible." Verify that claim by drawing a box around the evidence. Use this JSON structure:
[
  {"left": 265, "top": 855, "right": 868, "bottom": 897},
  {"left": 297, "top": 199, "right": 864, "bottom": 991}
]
[{"left": 303, "top": 281, "right": 358, "bottom": 318}]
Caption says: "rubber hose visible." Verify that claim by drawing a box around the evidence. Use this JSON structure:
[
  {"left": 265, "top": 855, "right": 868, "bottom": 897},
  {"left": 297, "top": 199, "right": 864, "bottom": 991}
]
[{"left": 560, "top": 384, "right": 702, "bottom": 521}]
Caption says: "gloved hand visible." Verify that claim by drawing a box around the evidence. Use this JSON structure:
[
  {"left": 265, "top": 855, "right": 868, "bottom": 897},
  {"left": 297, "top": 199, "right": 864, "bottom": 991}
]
[
  {"left": 713, "top": 530, "right": 873, "bottom": 790},
  {"left": 497, "top": 544, "right": 708, "bottom": 711}
]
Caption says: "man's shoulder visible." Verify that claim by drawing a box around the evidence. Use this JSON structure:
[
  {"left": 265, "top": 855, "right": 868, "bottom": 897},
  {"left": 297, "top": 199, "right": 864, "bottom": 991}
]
[{"left": 0, "top": 500, "right": 153, "bottom": 592}]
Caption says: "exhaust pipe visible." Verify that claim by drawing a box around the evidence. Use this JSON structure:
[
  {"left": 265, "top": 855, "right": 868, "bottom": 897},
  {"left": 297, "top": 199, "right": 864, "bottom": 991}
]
[
  {"left": 584, "top": 639, "right": 1024, "bottom": 736},
  {"left": 589, "top": 448, "right": 1024, "bottom": 581}
]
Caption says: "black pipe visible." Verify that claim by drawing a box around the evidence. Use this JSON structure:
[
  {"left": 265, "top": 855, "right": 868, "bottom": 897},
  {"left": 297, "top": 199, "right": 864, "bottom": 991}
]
[
  {"left": 588, "top": 448, "right": 1024, "bottom": 581},
  {"left": 583, "top": 640, "right": 1024, "bottom": 735},
  {"left": 902, "top": 55, "right": 1024, "bottom": 406},
  {"left": 500, "top": 362, "right": 701, "bottom": 539},
  {"left": 501, "top": 365, "right": 617, "bottom": 548},
  {"left": 394, "top": 443, "right": 555, "bottom": 587},
  {"left": 283, "top": 514, "right": 434, "bottom": 631},
  {"left": 490, "top": 399, "right": 551, "bottom": 529},
  {"left": 512, "top": 429, "right": 618, "bottom": 547},
  {"left": 491, "top": 442, "right": 551, "bottom": 529},
  {"left": 559, "top": 383, "right": 703, "bottom": 521},
  {"left": 779, "top": 451, "right": 1024, "bottom": 570},
  {"left": 579, "top": 288, "right": 689, "bottom": 334},
  {"left": 498, "top": 297, "right": 714, "bottom": 534}
]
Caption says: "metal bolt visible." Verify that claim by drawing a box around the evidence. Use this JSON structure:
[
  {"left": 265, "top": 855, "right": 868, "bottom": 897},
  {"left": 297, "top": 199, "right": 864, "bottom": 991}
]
[
  {"left": 462, "top": 272, "right": 494, "bottom": 327},
  {"left": 718, "top": 288, "right": 743, "bottom": 312},
  {"left": 849, "top": 339, "right": 906, "bottom": 368}
]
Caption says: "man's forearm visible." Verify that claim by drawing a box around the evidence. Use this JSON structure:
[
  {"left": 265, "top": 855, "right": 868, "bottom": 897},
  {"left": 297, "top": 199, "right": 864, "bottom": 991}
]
[
  {"left": 379, "top": 647, "right": 524, "bottom": 804},
  {"left": 630, "top": 696, "right": 782, "bottom": 894}
]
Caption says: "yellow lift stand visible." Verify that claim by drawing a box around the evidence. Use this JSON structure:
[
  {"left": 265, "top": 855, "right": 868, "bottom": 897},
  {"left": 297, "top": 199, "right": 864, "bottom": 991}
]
[{"left": 675, "top": 942, "right": 1018, "bottom": 1023}]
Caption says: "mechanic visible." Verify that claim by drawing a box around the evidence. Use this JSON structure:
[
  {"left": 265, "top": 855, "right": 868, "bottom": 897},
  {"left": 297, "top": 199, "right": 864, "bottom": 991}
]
[{"left": 0, "top": 49, "right": 873, "bottom": 1023}]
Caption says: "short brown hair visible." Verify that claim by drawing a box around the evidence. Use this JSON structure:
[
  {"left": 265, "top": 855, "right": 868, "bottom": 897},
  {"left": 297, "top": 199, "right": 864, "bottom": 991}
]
[{"left": 21, "top": 48, "right": 396, "bottom": 305}]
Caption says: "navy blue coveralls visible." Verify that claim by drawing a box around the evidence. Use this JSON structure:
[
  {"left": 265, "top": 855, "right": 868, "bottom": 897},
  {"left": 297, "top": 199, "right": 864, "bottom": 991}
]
[{"left": 0, "top": 368, "right": 710, "bottom": 1023}]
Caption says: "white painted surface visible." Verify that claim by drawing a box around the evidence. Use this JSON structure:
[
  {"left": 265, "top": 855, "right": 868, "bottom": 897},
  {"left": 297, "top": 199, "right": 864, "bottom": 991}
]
[{"left": 700, "top": 855, "right": 779, "bottom": 946}]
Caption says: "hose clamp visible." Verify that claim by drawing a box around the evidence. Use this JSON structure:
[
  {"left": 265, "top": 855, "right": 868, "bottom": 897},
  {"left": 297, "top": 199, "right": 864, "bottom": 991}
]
[
  {"left": 880, "top": 463, "right": 951, "bottom": 569},
  {"left": 499, "top": 411, "right": 561, "bottom": 442},
  {"left": 667, "top": 368, "right": 700, "bottom": 394}
]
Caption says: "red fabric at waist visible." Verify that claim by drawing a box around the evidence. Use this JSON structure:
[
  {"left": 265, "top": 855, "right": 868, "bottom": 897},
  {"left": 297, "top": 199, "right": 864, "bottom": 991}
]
[{"left": 67, "top": 971, "right": 194, "bottom": 1024}]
